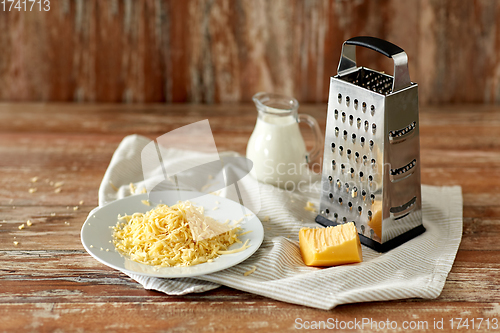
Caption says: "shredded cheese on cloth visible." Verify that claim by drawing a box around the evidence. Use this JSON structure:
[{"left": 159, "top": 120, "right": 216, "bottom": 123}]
[{"left": 112, "top": 201, "right": 249, "bottom": 267}]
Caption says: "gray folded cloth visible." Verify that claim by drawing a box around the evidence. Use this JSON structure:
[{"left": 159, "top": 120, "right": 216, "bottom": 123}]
[{"left": 93, "top": 134, "right": 462, "bottom": 310}]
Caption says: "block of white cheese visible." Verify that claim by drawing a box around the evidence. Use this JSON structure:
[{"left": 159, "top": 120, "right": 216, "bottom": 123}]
[{"left": 299, "top": 222, "right": 363, "bottom": 267}]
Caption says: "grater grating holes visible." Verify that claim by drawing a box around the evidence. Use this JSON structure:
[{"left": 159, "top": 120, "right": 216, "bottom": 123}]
[
  {"left": 331, "top": 142, "right": 335, "bottom": 152},
  {"left": 390, "top": 159, "right": 417, "bottom": 176},
  {"left": 340, "top": 68, "right": 394, "bottom": 95},
  {"left": 354, "top": 99, "right": 358, "bottom": 109},
  {"left": 334, "top": 109, "right": 338, "bottom": 119},
  {"left": 346, "top": 96, "right": 350, "bottom": 106}
]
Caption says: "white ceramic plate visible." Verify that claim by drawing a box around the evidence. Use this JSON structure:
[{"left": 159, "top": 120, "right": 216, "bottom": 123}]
[{"left": 81, "top": 191, "right": 264, "bottom": 278}]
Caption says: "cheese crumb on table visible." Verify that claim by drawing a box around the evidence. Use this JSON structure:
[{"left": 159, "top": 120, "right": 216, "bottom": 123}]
[
  {"left": 73, "top": 206, "right": 79, "bottom": 211},
  {"left": 54, "top": 181, "right": 64, "bottom": 188},
  {"left": 28, "top": 188, "right": 37, "bottom": 194},
  {"left": 79, "top": 200, "right": 84, "bottom": 205},
  {"left": 13, "top": 241, "right": 19, "bottom": 246},
  {"left": 50, "top": 213, "right": 56, "bottom": 216},
  {"left": 54, "top": 188, "right": 62, "bottom": 193},
  {"left": 26, "top": 220, "right": 32, "bottom": 227},
  {"left": 30, "top": 177, "right": 38, "bottom": 183},
  {"left": 18, "top": 224, "right": 25, "bottom": 230}
]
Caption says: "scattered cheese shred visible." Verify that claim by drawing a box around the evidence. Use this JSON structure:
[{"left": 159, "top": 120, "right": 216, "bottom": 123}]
[
  {"left": 18, "top": 224, "right": 25, "bottom": 230},
  {"left": 112, "top": 201, "right": 247, "bottom": 267},
  {"left": 109, "top": 181, "right": 119, "bottom": 192},
  {"left": 140, "top": 188, "right": 147, "bottom": 194},
  {"left": 73, "top": 206, "right": 79, "bottom": 211},
  {"left": 79, "top": 200, "right": 84, "bottom": 205},
  {"left": 141, "top": 200, "right": 151, "bottom": 206},
  {"left": 28, "top": 188, "right": 37, "bottom": 194},
  {"left": 200, "top": 183, "right": 214, "bottom": 191},
  {"left": 13, "top": 241, "right": 19, "bottom": 246},
  {"left": 31, "top": 177, "right": 38, "bottom": 183},
  {"left": 262, "top": 216, "right": 270, "bottom": 222},
  {"left": 54, "top": 181, "right": 64, "bottom": 188},
  {"left": 26, "top": 220, "right": 32, "bottom": 227},
  {"left": 243, "top": 265, "right": 257, "bottom": 276},
  {"left": 129, "top": 183, "right": 136, "bottom": 194},
  {"left": 304, "top": 201, "right": 316, "bottom": 212},
  {"left": 54, "top": 188, "right": 62, "bottom": 193}
]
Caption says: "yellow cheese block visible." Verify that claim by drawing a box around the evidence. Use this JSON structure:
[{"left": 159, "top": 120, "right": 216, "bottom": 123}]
[
  {"left": 299, "top": 222, "right": 362, "bottom": 267},
  {"left": 367, "top": 200, "right": 382, "bottom": 239}
]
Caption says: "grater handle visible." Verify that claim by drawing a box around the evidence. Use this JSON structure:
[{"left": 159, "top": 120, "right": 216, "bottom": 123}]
[{"left": 338, "top": 36, "right": 411, "bottom": 93}]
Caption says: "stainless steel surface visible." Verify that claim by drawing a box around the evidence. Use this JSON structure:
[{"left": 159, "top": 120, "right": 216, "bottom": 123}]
[{"left": 318, "top": 38, "right": 423, "bottom": 248}]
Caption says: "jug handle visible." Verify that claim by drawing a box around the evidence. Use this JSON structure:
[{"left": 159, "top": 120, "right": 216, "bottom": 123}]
[{"left": 298, "top": 114, "right": 323, "bottom": 164}]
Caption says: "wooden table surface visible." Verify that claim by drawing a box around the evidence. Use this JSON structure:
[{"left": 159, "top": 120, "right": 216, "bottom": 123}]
[{"left": 0, "top": 103, "right": 499, "bottom": 332}]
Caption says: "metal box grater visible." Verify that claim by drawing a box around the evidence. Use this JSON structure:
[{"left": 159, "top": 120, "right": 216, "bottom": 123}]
[{"left": 315, "top": 36, "right": 425, "bottom": 252}]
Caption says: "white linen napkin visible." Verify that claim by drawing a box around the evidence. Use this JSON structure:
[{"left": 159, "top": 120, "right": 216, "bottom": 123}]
[{"left": 94, "top": 134, "right": 463, "bottom": 310}]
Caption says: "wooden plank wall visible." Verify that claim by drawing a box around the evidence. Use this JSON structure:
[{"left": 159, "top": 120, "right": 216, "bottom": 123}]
[{"left": 0, "top": 0, "right": 499, "bottom": 105}]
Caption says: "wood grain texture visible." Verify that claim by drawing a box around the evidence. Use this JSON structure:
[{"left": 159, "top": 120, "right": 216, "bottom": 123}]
[
  {"left": 0, "top": 102, "right": 499, "bottom": 331},
  {"left": 1, "top": 0, "right": 500, "bottom": 104}
]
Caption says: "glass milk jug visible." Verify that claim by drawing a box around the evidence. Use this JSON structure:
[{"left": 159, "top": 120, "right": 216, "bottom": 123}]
[{"left": 246, "top": 92, "right": 323, "bottom": 188}]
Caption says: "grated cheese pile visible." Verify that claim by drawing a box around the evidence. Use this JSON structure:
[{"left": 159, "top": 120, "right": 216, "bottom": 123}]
[{"left": 112, "top": 201, "right": 248, "bottom": 267}]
